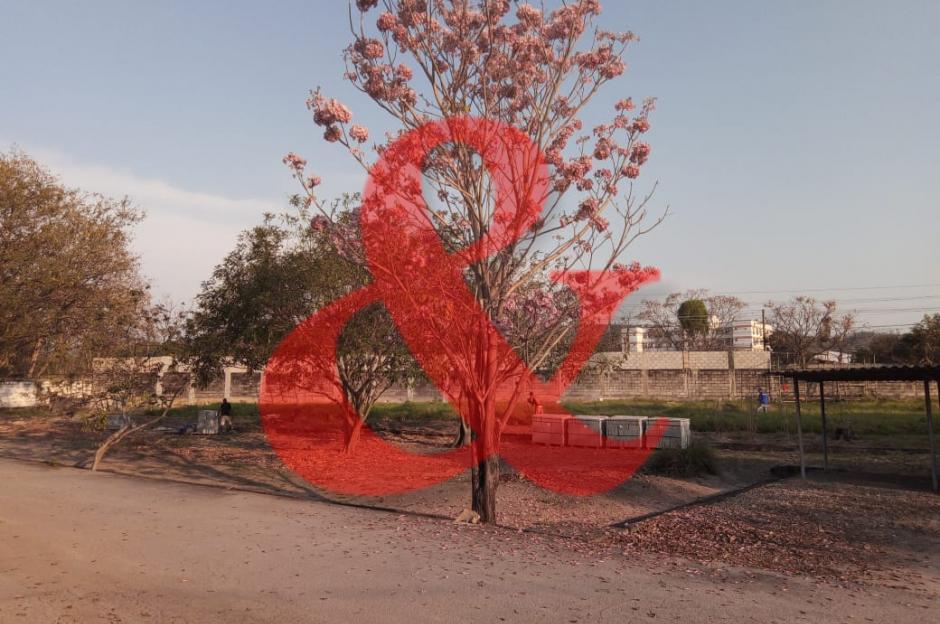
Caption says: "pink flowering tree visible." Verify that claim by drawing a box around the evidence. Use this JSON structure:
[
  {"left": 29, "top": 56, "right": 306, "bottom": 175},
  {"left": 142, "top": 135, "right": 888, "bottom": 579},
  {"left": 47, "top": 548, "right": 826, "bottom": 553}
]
[{"left": 286, "top": 0, "right": 664, "bottom": 523}]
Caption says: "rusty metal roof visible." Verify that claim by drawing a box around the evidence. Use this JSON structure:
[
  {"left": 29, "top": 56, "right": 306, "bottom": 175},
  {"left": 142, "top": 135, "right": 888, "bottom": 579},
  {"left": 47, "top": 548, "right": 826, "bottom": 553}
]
[{"left": 769, "top": 365, "right": 940, "bottom": 383}]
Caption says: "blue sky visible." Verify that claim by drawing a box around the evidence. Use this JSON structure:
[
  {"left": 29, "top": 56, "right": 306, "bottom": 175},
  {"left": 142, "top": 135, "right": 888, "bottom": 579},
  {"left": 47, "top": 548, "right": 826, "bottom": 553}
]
[{"left": 2, "top": 0, "right": 938, "bottom": 329}]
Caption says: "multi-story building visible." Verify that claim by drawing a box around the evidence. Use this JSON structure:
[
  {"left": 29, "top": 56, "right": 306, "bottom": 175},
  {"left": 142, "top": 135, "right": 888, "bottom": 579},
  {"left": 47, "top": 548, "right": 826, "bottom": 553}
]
[
  {"left": 622, "top": 319, "right": 772, "bottom": 353},
  {"left": 719, "top": 319, "right": 773, "bottom": 352}
]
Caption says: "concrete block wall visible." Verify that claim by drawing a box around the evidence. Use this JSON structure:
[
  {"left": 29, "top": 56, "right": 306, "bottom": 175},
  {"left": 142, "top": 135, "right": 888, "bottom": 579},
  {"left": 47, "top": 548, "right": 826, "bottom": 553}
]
[
  {"left": 7, "top": 347, "right": 922, "bottom": 409},
  {"left": 621, "top": 351, "right": 684, "bottom": 370},
  {"left": 734, "top": 351, "right": 772, "bottom": 369},
  {"left": 688, "top": 352, "right": 730, "bottom": 369}
]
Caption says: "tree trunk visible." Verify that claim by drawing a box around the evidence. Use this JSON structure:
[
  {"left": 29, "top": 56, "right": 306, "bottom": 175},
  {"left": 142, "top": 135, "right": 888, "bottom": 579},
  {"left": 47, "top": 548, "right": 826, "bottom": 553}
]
[
  {"left": 452, "top": 418, "right": 471, "bottom": 448},
  {"left": 470, "top": 385, "right": 499, "bottom": 523},
  {"left": 92, "top": 423, "right": 136, "bottom": 471},
  {"left": 26, "top": 336, "right": 45, "bottom": 379},
  {"left": 344, "top": 418, "right": 365, "bottom": 454},
  {"left": 90, "top": 390, "right": 182, "bottom": 471},
  {"left": 471, "top": 452, "right": 499, "bottom": 524}
]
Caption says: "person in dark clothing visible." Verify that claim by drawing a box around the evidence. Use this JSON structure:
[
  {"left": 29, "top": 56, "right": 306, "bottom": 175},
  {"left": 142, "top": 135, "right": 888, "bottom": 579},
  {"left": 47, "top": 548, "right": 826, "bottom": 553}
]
[
  {"left": 527, "top": 391, "right": 544, "bottom": 414},
  {"left": 219, "top": 398, "right": 233, "bottom": 432}
]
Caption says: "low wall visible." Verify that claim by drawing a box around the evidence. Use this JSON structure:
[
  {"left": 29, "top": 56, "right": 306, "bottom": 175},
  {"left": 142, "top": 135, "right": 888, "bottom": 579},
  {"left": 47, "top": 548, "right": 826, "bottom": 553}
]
[
  {"left": 172, "top": 352, "right": 928, "bottom": 404},
  {"left": 8, "top": 349, "right": 925, "bottom": 409}
]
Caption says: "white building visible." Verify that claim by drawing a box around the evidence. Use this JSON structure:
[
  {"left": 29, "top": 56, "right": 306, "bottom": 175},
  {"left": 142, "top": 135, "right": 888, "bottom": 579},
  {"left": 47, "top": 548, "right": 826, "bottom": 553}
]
[
  {"left": 622, "top": 319, "right": 772, "bottom": 353},
  {"left": 720, "top": 319, "right": 773, "bottom": 352},
  {"left": 813, "top": 350, "right": 853, "bottom": 364}
]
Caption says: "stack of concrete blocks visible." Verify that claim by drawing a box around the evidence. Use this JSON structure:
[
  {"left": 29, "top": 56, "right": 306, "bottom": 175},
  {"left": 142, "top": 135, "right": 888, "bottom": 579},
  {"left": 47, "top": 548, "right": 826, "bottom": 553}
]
[
  {"left": 0, "top": 381, "right": 38, "bottom": 408},
  {"left": 196, "top": 410, "right": 220, "bottom": 435},
  {"left": 531, "top": 413, "right": 570, "bottom": 446},
  {"left": 566, "top": 415, "right": 607, "bottom": 448},
  {"left": 603, "top": 416, "right": 647, "bottom": 449},
  {"left": 649, "top": 417, "right": 691, "bottom": 449}
]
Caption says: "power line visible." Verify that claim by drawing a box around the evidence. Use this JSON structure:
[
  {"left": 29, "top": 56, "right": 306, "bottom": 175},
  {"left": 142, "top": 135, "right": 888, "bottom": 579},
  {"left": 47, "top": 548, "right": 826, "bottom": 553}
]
[
  {"left": 660, "top": 283, "right": 940, "bottom": 296},
  {"left": 855, "top": 322, "right": 925, "bottom": 329}
]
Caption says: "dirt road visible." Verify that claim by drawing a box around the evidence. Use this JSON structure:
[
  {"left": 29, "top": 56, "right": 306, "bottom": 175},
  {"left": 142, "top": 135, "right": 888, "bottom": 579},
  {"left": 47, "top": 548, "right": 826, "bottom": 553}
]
[{"left": 0, "top": 458, "right": 932, "bottom": 623}]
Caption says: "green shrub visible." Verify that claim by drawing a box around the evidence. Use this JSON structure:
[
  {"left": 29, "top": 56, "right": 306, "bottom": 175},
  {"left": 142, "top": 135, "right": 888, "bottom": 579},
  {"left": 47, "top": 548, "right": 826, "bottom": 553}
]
[{"left": 644, "top": 440, "right": 718, "bottom": 478}]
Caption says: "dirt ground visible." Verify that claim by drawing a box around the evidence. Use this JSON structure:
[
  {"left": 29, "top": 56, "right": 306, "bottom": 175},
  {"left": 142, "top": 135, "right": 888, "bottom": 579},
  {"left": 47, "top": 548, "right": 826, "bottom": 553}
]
[
  {"left": 4, "top": 458, "right": 937, "bottom": 624},
  {"left": 1, "top": 409, "right": 938, "bottom": 592}
]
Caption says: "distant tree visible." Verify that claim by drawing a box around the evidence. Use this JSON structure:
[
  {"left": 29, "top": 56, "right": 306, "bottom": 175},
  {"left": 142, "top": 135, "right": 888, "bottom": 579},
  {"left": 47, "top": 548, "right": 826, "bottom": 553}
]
[
  {"left": 766, "top": 297, "right": 855, "bottom": 367},
  {"left": 851, "top": 331, "right": 905, "bottom": 364},
  {"left": 638, "top": 290, "right": 745, "bottom": 350},
  {"left": 848, "top": 330, "right": 932, "bottom": 365},
  {"left": 905, "top": 314, "right": 940, "bottom": 366},
  {"left": 0, "top": 150, "right": 147, "bottom": 379},
  {"left": 676, "top": 299, "right": 708, "bottom": 337},
  {"left": 186, "top": 202, "right": 418, "bottom": 453},
  {"left": 593, "top": 322, "right": 625, "bottom": 353}
]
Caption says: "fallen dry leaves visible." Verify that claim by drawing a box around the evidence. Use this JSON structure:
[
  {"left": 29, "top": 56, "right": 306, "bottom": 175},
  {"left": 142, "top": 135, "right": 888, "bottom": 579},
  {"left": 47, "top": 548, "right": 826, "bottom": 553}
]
[{"left": 617, "top": 479, "right": 940, "bottom": 581}]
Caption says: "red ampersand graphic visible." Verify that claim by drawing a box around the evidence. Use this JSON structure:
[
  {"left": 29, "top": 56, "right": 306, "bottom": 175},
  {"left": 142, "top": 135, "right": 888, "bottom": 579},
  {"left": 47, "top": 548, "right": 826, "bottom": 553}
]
[{"left": 260, "top": 117, "right": 666, "bottom": 496}]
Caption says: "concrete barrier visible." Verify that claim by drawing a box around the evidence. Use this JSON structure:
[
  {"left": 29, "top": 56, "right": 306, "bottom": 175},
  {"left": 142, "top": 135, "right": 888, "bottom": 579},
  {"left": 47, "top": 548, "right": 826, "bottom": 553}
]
[
  {"left": 196, "top": 410, "right": 220, "bottom": 435},
  {"left": 531, "top": 413, "right": 570, "bottom": 446},
  {"left": 0, "top": 382, "right": 38, "bottom": 408},
  {"left": 651, "top": 418, "right": 691, "bottom": 449},
  {"left": 566, "top": 415, "right": 607, "bottom": 448},
  {"left": 604, "top": 416, "right": 647, "bottom": 449}
]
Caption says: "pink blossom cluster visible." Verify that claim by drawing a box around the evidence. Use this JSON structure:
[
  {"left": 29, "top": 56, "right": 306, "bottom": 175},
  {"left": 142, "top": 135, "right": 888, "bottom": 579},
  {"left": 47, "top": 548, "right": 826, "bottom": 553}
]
[
  {"left": 308, "top": 92, "right": 353, "bottom": 126},
  {"left": 282, "top": 152, "right": 306, "bottom": 173},
  {"left": 574, "top": 45, "right": 626, "bottom": 80},
  {"left": 345, "top": 31, "right": 417, "bottom": 109},
  {"left": 551, "top": 94, "right": 655, "bottom": 230},
  {"left": 349, "top": 125, "right": 370, "bottom": 143},
  {"left": 289, "top": 1, "right": 658, "bottom": 255},
  {"left": 494, "top": 284, "right": 574, "bottom": 342},
  {"left": 282, "top": 152, "right": 322, "bottom": 200},
  {"left": 353, "top": 36, "right": 385, "bottom": 60},
  {"left": 346, "top": 0, "right": 630, "bottom": 126},
  {"left": 630, "top": 142, "right": 651, "bottom": 165}
]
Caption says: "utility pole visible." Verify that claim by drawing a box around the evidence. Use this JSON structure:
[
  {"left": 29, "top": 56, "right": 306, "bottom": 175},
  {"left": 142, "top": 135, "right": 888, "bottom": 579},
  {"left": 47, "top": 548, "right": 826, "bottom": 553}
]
[{"left": 761, "top": 308, "right": 768, "bottom": 351}]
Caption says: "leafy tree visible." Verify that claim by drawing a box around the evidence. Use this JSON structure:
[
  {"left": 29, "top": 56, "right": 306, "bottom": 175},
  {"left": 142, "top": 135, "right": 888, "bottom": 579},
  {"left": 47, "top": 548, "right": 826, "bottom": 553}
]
[
  {"left": 905, "top": 314, "right": 940, "bottom": 366},
  {"left": 638, "top": 290, "right": 745, "bottom": 351},
  {"left": 676, "top": 299, "right": 708, "bottom": 338},
  {"left": 187, "top": 203, "right": 417, "bottom": 453},
  {"left": 851, "top": 331, "right": 905, "bottom": 365},
  {"left": 285, "top": 0, "right": 665, "bottom": 522},
  {"left": 0, "top": 150, "right": 147, "bottom": 379}
]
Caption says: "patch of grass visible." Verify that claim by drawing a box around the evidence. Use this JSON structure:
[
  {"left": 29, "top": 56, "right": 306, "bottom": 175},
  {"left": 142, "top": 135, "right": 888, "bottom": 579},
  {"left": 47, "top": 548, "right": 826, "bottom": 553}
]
[
  {"left": 371, "top": 401, "right": 457, "bottom": 422},
  {"left": 159, "top": 402, "right": 260, "bottom": 427},
  {"left": 0, "top": 406, "right": 53, "bottom": 420},
  {"left": 644, "top": 440, "right": 719, "bottom": 478},
  {"left": 161, "top": 400, "right": 459, "bottom": 427},
  {"left": 153, "top": 397, "right": 931, "bottom": 438}
]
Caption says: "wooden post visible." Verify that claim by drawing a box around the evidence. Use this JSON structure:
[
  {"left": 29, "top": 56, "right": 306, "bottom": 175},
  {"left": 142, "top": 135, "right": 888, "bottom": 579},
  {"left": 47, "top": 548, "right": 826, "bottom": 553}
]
[
  {"left": 927, "top": 379, "right": 938, "bottom": 493},
  {"left": 794, "top": 377, "right": 806, "bottom": 479},
  {"left": 819, "top": 380, "right": 829, "bottom": 470}
]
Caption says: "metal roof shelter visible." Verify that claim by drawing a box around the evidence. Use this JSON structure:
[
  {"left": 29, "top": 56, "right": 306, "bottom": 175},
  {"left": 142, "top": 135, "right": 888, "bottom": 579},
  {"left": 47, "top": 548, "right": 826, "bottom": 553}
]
[{"left": 771, "top": 365, "right": 940, "bottom": 493}]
